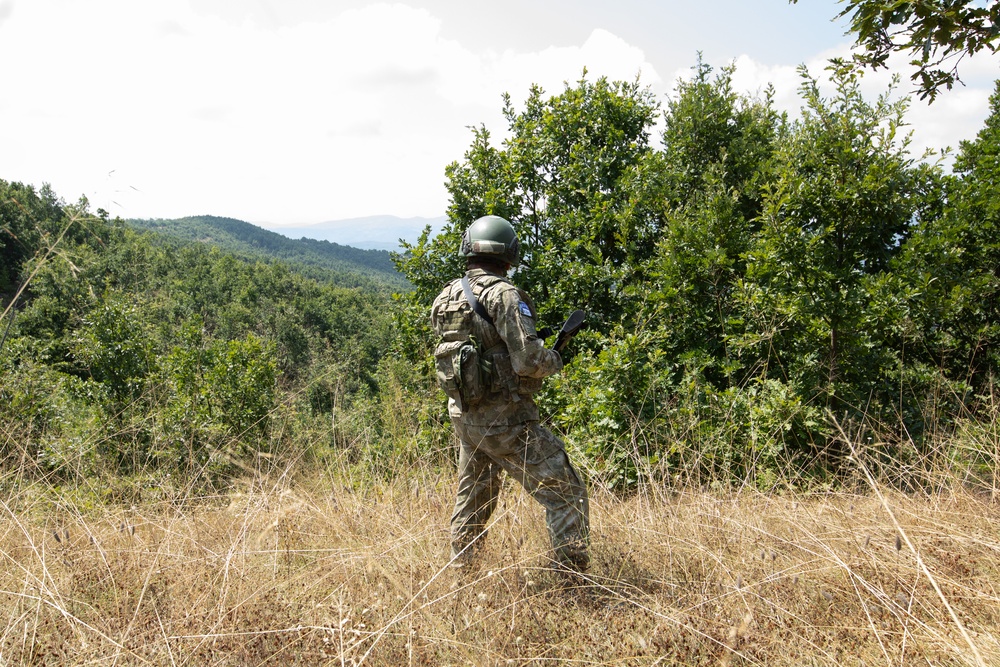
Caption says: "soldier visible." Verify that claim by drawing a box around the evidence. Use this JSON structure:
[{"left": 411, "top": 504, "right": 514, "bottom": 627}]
[{"left": 430, "top": 215, "right": 590, "bottom": 573}]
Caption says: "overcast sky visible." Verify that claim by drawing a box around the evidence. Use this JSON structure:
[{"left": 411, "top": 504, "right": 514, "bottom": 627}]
[{"left": 1, "top": 0, "right": 996, "bottom": 227}]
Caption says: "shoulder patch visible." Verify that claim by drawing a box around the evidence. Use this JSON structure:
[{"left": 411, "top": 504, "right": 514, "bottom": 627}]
[{"left": 518, "top": 301, "right": 533, "bottom": 318}]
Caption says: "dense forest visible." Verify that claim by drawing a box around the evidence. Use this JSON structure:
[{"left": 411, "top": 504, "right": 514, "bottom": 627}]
[
  {"left": 0, "top": 194, "right": 406, "bottom": 495},
  {"left": 2, "top": 61, "right": 998, "bottom": 494},
  {"left": 128, "top": 215, "right": 406, "bottom": 288}
]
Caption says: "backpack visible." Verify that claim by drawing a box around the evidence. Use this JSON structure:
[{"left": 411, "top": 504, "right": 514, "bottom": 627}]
[{"left": 432, "top": 276, "right": 496, "bottom": 411}]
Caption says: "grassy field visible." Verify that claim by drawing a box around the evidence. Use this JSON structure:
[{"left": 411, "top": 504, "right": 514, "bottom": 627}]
[{"left": 2, "top": 454, "right": 999, "bottom": 666}]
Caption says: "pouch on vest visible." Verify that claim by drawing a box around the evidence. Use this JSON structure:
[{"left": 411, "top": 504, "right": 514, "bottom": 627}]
[
  {"left": 434, "top": 338, "right": 492, "bottom": 411},
  {"left": 487, "top": 349, "right": 543, "bottom": 398}
]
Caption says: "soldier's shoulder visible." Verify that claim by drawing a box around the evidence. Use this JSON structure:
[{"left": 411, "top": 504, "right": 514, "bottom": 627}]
[
  {"left": 432, "top": 278, "right": 460, "bottom": 305},
  {"left": 478, "top": 275, "right": 517, "bottom": 301}
]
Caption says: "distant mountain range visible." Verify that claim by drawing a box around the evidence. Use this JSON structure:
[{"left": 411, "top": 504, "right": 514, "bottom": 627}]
[
  {"left": 260, "top": 215, "right": 448, "bottom": 251},
  {"left": 126, "top": 215, "right": 410, "bottom": 289}
]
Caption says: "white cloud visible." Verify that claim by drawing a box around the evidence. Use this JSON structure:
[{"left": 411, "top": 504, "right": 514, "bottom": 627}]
[
  {"left": 0, "top": 1, "right": 663, "bottom": 223},
  {"left": 0, "top": 1, "right": 991, "bottom": 225},
  {"left": 492, "top": 29, "right": 660, "bottom": 103}
]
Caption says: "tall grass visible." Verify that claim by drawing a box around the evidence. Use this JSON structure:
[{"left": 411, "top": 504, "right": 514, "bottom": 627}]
[{"left": 2, "top": 396, "right": 999, "bottom": 666}]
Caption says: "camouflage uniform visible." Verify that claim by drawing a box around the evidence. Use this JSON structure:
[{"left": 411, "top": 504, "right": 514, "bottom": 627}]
[{"left": 431, "top": 267, "right": 590, "bottom": 571}]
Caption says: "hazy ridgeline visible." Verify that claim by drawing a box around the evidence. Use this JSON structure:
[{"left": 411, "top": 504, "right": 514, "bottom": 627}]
[{"left": 1, "top": 61, "right": 999, "bottom": 664}]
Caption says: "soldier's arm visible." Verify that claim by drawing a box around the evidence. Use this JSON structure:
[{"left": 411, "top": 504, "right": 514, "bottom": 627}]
[{"left": 489, "top": 284, "right": 563, "bottom": 379}]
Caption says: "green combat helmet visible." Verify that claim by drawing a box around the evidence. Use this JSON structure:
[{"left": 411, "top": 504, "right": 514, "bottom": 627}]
[{"left": 460, "top": 215, "right": 520, "bottom": 266}]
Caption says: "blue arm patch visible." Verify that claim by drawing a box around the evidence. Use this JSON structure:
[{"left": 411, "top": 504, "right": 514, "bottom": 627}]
[{"left": 518, "top": 301, "right": 533, "bottom": 318}]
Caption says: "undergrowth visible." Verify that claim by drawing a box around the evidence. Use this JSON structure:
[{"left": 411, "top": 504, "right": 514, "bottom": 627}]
[{"left": 1, "top": 407, "right": 999, "bottom": 666}]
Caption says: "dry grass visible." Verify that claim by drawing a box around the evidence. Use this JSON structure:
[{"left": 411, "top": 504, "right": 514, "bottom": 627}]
[{"left": 2, "top": 465, "right": 999, "bottom": 667}]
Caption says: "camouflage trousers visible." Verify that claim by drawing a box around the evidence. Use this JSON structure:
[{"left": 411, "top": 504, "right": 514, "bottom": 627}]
[{"left": 450, "top": 419, "right": 590, "bottom": 571}]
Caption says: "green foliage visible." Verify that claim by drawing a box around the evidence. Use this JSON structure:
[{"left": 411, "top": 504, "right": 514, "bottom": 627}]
[
  {"left": 540, "top": 328, "right": 668, "bottom": 489},
  {"left": 660, "top": 58, "right": 782, "bottom": 220},
  {"left": 738, "top": 63, "right": 930, "bottom": 409},
  {"left": 72, "top": 290, "right": 155, "bottom": 406},
  {"left": 793, "top": 0, "right": 1000, "bottom": 100},
  {"left": 0, "top": 181, "right": 404, "bottom": 487},
  {"left": 879, "top": 80, "right": 1000, "bottom": 395},
  {"left": 158, "top": 324, "right": 277, "bottom": 473},
  {"left": 543, "top": 334, "right": 824, "bottom": 489},
  {"left": 0, "top": 354, "right": 98, "bottom": 475},
  {"left": 637, "top": 62, "right": 782, "bottom": 389},
  {"left": 129, "top": 215, "right": 406, "bottom": 289},
  {"left": 1, "top": 182, "right": 61, "bottom": 294}
]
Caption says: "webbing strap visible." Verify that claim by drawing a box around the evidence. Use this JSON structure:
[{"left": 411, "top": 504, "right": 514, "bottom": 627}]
[{"left": 461, "top": 276, "right": 494, "bottom": 326}]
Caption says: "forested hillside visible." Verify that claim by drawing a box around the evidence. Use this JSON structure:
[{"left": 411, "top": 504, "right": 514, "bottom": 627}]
[
  {"left": 2, "top": 61, "right": 998, "bottom": 494},
  {"left": 1, "top": 193, "right": 407, "bottom": 491},
  {"left": 128, "top": 215, "right": 406, "bottom": 289}
]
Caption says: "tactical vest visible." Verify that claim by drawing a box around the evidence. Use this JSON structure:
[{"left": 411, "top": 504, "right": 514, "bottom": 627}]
[{"left": 434, "top": 272, "right": 547, "bottom": 413}]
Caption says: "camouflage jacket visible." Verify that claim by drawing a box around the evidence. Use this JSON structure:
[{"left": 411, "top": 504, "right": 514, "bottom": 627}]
[{"left": 431, "top": 268, "right": 563, "bottom": 426}]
